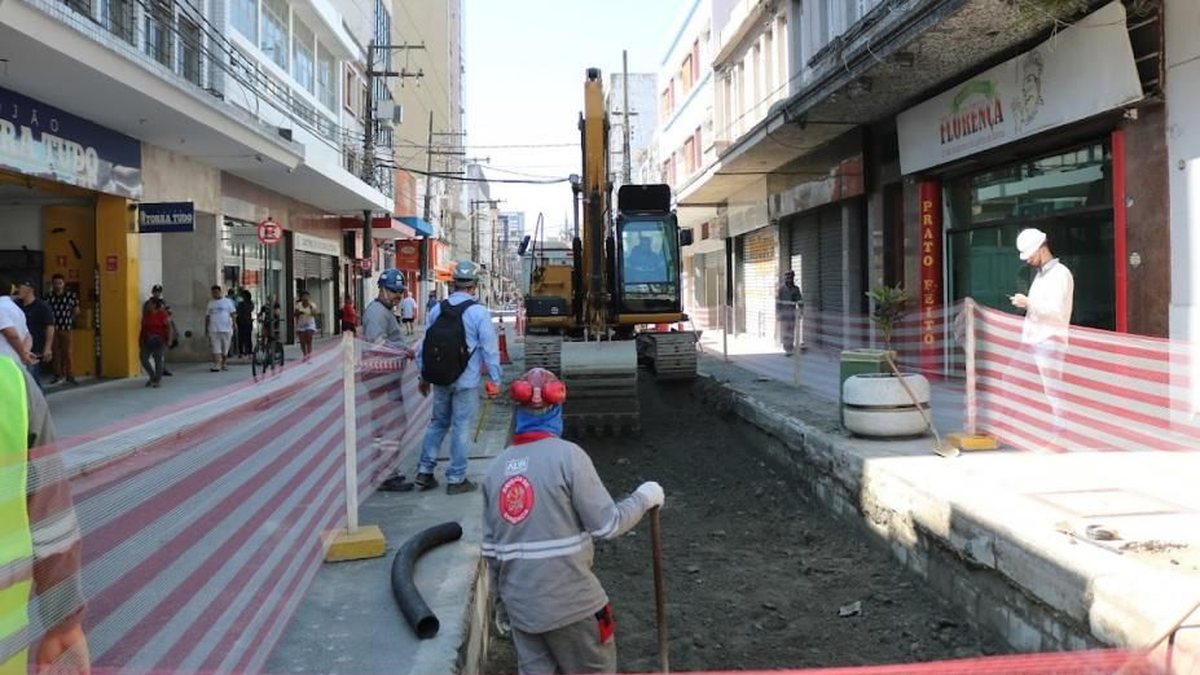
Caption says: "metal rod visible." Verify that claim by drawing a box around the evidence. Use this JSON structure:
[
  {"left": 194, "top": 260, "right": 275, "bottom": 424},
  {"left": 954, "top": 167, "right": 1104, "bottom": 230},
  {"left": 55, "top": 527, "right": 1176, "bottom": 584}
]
[
  {"left": 964, "top": 299, "right": 977, "bottom": 437},
  {"left": 649, "top": 507, "right": 669, "bottom": 673}
]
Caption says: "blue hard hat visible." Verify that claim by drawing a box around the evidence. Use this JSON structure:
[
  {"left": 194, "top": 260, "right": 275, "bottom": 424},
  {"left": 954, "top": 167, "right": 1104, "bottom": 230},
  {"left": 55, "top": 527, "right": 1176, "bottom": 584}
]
[
  {"left": 377, "top": 268, "right": 406, "bottom": 292},
  {"left": 452, "top": 259, "right": 480, "bottom": 285}
]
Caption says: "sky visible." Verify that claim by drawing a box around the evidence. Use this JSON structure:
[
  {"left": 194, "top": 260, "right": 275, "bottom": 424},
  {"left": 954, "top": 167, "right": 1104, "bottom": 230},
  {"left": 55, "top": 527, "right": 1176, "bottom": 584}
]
[{"left": 464, "top": 0, "right": 687, "bottom": 240}]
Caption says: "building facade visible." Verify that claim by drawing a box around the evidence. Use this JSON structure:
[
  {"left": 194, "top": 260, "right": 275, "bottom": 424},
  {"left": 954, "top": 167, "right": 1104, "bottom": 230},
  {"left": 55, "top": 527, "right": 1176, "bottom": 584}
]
[{"left": 670, "top": 0, "right": 1171, "bottom": 365}]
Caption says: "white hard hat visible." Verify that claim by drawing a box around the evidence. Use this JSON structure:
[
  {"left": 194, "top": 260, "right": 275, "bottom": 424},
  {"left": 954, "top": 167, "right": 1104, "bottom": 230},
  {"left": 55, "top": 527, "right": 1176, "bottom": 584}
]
[{"left": 1016, "top": 228, "right": 1047, "bottom": 261}]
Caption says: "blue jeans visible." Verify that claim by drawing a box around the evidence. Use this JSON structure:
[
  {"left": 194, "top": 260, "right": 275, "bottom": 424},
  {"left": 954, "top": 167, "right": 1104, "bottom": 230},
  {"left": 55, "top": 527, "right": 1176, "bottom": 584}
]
[{"left": 418, "top": 386, "right": 480, "bottom": 484}]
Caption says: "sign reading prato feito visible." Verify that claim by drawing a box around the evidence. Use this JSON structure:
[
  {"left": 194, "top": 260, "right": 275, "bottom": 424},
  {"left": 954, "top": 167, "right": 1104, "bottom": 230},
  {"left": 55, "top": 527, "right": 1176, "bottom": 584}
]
[{"left": 896, "top": 1, "right": 1143, "bottom": 175}]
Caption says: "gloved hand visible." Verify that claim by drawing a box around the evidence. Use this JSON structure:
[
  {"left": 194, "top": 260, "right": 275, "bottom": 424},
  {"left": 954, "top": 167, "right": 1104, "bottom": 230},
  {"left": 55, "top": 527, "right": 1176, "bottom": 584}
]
[
  {"left": 418, "top": 380, "right": 431, "bottom": 397},
  {"left": 635, "top": 481, "right": 664, "bottom": 509},
  {"left": 485, "top": 381, "right": 500, "bottom": 399}
]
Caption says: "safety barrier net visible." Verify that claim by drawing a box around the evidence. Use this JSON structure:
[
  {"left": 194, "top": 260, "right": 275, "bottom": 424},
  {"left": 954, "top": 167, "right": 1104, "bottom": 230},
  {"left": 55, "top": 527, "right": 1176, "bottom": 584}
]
[{"left": 13, "top": 337, "right": 426, "bottom": 673}]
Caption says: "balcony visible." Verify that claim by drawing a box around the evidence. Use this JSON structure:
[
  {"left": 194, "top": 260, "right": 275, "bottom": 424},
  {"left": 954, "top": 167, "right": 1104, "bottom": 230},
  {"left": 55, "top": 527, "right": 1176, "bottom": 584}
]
[{"left": 0, "top": 0, "right": 390, "bottom": 212}]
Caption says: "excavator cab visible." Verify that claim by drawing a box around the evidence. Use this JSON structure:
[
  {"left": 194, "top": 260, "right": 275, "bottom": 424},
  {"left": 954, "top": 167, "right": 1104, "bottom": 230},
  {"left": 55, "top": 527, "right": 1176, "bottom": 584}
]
[{"left": 613, "top": 184, "right": 690, "bottom": 319}]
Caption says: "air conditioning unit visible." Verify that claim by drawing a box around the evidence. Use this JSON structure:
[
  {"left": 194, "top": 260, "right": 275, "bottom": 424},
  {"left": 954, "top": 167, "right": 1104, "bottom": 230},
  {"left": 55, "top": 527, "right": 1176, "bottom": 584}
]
[{"left": 375, "top": 100, "right": 404, "bottom": 125}]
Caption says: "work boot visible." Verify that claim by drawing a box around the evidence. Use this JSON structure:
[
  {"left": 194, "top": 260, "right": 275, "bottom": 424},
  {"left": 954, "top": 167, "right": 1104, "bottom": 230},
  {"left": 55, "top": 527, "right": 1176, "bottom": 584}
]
[
  {"left": 415, "top": 473, "right": 438, "bottom": 491},
  {"left": 446, "top": 479, "right": 477, "bottom": 495}
]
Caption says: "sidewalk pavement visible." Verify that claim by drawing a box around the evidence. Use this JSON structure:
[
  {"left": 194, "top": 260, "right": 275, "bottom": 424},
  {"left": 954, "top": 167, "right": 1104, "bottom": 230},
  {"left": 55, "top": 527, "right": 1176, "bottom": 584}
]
[
  {"left": 698, "top": 329, "right": 966, "bottom": 434},
  {"left": 695, "top": 345, "right": 1200, "bottom": 667},
  {"left": 265, "top": 335, "right": 521, "bottom": 675}
]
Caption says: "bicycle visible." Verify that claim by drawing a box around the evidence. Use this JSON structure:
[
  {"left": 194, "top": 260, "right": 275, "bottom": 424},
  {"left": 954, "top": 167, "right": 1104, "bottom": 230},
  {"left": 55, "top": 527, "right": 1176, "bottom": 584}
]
[{"left": 251, "top": 311, "right": 285, "bottom": 378}]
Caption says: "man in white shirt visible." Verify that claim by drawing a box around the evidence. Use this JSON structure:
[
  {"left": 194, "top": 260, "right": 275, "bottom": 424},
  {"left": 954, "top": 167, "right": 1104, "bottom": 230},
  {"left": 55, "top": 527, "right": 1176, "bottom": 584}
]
[
  {"left": 399, "top": 291, "right": 418, "bottom": 336},
  {"left": 0, "top": 281, "right": 35, "bottom": 367},
  {"left": 204, "top": 285, "right": 237, "bottom": 372},
  {"left": 1010, "top": 228, "right": 1074, "bottom": 436}
]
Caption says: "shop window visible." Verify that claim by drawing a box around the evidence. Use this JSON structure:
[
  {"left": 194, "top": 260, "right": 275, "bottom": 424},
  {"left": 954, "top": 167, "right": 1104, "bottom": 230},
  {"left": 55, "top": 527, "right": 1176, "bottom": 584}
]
[
  {"left": 260, "top": 0, "right": 289, "bottom": 71},
  {"left": 231, "top": 0, "right": 257, "bottom": 41},
  {"left": 947, "top": 142, "right": 1110, "bottom": 228},
  {"left": 293, "top": 18, "right": 315, "bottom": 93},
  {"left": 946, "top": 141, "right": 1115, "bottom": 330},
  {"left": 179, "top": 16, "right": 203, "bottom": 85}
]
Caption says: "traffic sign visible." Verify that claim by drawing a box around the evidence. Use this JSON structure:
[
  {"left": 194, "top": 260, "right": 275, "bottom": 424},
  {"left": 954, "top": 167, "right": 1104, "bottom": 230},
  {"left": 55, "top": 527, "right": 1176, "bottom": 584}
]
[{"left": 257, "top": 217, "right": 283, "bottom": 245}]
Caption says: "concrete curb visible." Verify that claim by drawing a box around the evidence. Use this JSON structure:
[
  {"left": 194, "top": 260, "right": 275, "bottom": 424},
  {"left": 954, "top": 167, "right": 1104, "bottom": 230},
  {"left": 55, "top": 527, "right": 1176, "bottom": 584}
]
[{"left": 692, "top": 366, "right": 1200, "bottom": 656}]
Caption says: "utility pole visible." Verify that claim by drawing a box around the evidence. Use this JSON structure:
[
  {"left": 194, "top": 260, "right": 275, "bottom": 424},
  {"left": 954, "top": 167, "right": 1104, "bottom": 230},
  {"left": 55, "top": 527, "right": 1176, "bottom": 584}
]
[
  {"left": 622, "top": 49, "right": 632, "bottom": 184},
  {"left": 420, "top": 111, "right": 433, "bottom": 302},
  {"left": 362, "top": 40, "right": 424, "bottom": 283}
]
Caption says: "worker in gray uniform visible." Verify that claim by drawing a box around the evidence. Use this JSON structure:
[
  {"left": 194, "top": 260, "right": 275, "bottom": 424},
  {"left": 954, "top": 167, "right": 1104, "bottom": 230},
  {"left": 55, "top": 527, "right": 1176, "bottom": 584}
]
[
  {"left": 481, "top": 367, "right": 665, "bottom": 674},
  {"left": 362, "top": 267, "right": 416, "bottom": 492}
]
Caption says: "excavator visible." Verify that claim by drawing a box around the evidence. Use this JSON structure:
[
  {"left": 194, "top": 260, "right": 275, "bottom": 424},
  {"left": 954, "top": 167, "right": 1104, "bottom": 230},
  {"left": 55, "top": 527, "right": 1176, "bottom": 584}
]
[{"left": 520, "top": 67, "right": 697, "bottom": 434}]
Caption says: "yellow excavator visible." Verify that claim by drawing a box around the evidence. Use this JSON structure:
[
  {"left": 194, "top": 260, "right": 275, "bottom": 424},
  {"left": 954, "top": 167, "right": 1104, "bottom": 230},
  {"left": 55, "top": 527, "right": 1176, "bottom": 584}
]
[{"left": 520, "top": 67, "right": 697, "bottom": 434}]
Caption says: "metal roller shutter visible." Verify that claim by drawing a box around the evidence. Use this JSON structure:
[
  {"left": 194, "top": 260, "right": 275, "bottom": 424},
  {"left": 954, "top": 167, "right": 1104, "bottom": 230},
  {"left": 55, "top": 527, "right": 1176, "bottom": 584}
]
[
  {"left": 818, "top": 209, "right": 843, "bottom": 314},
  {"left": 787, "top": 213, "right": 819, "bottom": 309},
  {"left": 740, "top": 228, "right": 777, "bottom": 339}
]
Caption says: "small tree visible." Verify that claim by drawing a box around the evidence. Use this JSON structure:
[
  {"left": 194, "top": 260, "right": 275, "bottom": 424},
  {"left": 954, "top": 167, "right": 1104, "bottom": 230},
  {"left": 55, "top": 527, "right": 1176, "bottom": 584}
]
[{"left": 866, "top": 284, "right": 909, "bottom": 351}]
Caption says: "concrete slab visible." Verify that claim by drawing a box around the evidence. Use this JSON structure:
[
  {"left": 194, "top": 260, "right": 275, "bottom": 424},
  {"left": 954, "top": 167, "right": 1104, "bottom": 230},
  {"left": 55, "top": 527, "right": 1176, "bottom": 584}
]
[{"left": 695, "top": 351, "right": 1200, "bottom": 668}]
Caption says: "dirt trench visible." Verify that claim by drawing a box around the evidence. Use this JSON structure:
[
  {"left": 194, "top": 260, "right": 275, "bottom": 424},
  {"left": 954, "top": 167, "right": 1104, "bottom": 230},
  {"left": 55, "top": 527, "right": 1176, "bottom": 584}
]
[{"left": 484, "top": 377, "right": 1009, "bottom": 673}]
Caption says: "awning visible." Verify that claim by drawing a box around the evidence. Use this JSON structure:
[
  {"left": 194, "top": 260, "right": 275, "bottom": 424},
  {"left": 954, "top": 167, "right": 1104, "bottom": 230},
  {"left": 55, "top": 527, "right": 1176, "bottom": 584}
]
[
  {"left": 396, "top": 216, "right": 434, "bottom": 238},
  {"left": 339, "top": 216, "right": 417, "bottom": 238}
]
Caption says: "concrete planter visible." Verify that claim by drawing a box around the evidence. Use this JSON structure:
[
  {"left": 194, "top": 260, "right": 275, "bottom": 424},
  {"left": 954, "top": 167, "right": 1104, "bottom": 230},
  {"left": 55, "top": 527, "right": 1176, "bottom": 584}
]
[{"left": 842, "top": 372, "right": 931, "bottom": 438}]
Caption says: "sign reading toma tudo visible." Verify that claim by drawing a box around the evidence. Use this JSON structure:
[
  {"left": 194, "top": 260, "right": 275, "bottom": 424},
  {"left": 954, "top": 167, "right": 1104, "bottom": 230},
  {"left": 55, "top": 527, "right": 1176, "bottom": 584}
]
[
  {"left": 138, "top": 202, "right": 195, "bottom": 233},
  {"left": 0, "top": 85, "right": 143, "bottom": 199},
  {"left": 896, "top": 1, "right": 1143, "bottom": 175}
]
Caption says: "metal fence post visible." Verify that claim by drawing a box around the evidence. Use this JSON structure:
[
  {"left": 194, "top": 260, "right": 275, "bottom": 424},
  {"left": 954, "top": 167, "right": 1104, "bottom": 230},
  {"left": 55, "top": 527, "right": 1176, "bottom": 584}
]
[
  {"left": 342, "top": 332, "right": 359, "bottom": 532},
  {"left": 964, "top": 299, "right": 978, "bottom": 437}
]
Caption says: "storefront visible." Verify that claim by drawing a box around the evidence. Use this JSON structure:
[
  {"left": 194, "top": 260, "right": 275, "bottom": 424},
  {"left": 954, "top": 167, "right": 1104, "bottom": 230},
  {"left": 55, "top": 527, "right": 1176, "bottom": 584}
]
[
  {"left": 0, "top": 84, "right": 143, "bottom": 377},
  {"left": 292, "top": 232, "right": 341, "bottom": 336},
  {"left": 896, "top": 1, "right": 1156, "bottom": 337}
]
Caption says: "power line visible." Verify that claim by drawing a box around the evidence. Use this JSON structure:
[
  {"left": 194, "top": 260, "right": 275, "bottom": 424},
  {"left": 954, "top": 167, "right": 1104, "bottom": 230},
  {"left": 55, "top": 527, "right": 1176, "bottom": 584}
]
[{"left": 377, "top": 163, "right": 568, "bottom": 184}]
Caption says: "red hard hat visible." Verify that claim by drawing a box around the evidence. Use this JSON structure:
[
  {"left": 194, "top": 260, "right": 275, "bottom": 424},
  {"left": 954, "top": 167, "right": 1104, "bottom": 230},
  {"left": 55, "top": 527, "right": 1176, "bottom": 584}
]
[{"left": 510, "top": 367, "right": 566, "bottom": 408}]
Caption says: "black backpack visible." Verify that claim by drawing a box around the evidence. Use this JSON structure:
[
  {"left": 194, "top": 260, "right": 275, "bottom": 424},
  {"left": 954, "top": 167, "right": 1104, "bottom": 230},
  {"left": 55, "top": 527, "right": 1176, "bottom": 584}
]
[{"left": 420, "top": 299, "right": 476, "bottom": 385}]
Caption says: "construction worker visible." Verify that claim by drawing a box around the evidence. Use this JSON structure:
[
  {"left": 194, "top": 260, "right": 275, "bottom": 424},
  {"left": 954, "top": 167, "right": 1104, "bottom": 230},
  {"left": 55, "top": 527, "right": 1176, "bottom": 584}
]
[
  {"left": 481, "top": 367, "right": 664, "bottom": 674},
  {"left": 415, "top": 260, "right": 501, "bottom": 495},
  {"left": 362, "top": 268, "right": 417, "bottom": 493},
  {"left": 1, "top": 356, "right": 88, "bottom": 673}
]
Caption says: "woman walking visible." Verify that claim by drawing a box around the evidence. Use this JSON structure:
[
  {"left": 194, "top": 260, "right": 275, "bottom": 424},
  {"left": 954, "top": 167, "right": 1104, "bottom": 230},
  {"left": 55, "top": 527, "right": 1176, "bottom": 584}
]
[{"left": 294, "top": 290, "right": 319, "bottom": 360}]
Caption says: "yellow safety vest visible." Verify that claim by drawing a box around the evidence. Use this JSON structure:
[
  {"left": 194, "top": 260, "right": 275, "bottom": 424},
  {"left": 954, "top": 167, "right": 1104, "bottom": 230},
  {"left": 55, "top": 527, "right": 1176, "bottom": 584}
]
[{"left": 0, "top": 358, "right": 32, "bottom": 674}]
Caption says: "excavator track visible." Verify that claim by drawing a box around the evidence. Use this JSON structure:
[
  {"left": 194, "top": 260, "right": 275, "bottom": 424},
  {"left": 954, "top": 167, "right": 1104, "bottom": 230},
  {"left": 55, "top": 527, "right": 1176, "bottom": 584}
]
[
  {"left": 523, "top": 337, "right": 640, "bottom": 435},
  {"left": 637, "top": 331, "right": 699, "bottom": 380}
]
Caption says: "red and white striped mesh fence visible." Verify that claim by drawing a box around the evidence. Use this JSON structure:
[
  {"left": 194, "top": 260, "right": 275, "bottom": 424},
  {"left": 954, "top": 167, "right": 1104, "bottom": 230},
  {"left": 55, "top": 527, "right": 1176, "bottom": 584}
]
[{"left": 17, "top": 336, "right": 426, "bottom": 673}]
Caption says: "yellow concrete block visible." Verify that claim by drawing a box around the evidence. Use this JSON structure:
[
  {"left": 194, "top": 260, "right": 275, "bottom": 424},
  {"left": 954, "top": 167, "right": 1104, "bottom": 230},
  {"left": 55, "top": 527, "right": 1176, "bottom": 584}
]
[
  {"left": 946, "top": 433, "right": 999, "bottom": 451},
  {"left": 324, "top": 525, "right": 387, "bottom": 562}
]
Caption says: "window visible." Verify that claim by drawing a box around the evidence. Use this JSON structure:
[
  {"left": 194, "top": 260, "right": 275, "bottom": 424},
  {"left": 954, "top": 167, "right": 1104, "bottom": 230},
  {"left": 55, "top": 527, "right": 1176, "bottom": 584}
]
[
  {"left": 260, "top": 0, "right": 289, "bottom": 71},
  {"left": 691, "top": 40, "right": 701, "bottom": 83},
  {"left": 620, "top": 217, "right": 680, "bottom": 315},
  {"left": 103, "top": 0, "right": 134, "bottom": 44},
  {"left": 231, "top": 0, "right": 257, "bottom": 40},
  {"left": 179, "top": 15, "right": 203, "bottom": 85},
  {"left": 680, "top": 54, "right": 693, "bottom": 94},
  {"left": 293, "top": 18, "right": 315, "bottom": 92},
  {"left": 66, "top": 0, "right": 91, "bottom": 18},
  {"left": 693, "top": 127, "right": 702, "bottom": 170},
  {"left": 317, "top": 45, "right": 336, "bottom": 111},
  {"left": 660, "top": 87, "right": 671, "bottom": 122},
  {"left": 682, "top": 137, "right": 695, "bottom": 174},
  {"left": 144, "top": 0, "right": 173, "bottom": 68},
  {"left": 344, "top": 65, "right": 357, "bottom": 114}
]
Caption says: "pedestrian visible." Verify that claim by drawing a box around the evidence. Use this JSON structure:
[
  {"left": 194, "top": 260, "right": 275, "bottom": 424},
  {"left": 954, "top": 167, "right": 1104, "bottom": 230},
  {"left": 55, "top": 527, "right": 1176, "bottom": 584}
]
[
  {"left": 236, "top": 290, "right": 255, "bottom": 357},
  {"left": 776, "top": 270, "right": 804, "bottom": 356},
  {"left": 363, "top": 268, "right": 416, "bottom": 492},
  {"left": 1010, "top": 228, "right": 1075, "bottom": 439},
  {"left": 45, "top": 274, "right": 79, "bottom": 386},
  {"left": 340, "top": 295, "right": 357, "bottom": 335},
  {"left": 143, "top": 284, "right": 176, "bottom": 376},
  {"left": 0, "top": 278, "right": 36, "bottom": 369},
  {"left": 294, "top": 289, "right": 319, "bottom": 361},
  {"left": 426, "top": 289, "right": 438, "bottom": 321},
  {"left": 399, "top": 289, "right": 418, "bottom": 335},
  {"left": 481, "top": 367, "right": 665, "bottom": 674},
  {"left": 139, "top": 298, "right": 171, "bottom": 387},
  {"left": 204, "top": 285, "right": 236, "bottom": 372},
  {"left": 16, "top": 279, "right": 55, "bottom": 388},
  {"left": 0, "top": 355, "right": 90, "bottom": 673},
  {"left": 415, "top": 260, "right": 502, "bottom": 495}
]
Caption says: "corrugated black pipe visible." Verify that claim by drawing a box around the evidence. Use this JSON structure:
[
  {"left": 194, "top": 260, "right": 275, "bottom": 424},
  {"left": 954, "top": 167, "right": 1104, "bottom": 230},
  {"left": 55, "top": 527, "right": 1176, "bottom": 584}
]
[{"left": 391, "top": 521, "right": 464, "bottom": 639}]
